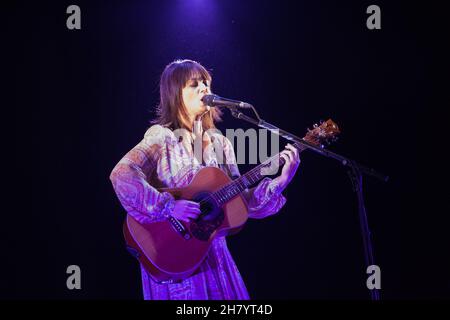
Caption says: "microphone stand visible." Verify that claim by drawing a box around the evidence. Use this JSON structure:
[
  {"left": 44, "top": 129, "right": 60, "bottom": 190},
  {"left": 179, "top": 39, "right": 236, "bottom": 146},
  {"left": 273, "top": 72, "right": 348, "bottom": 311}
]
[{"left": 229, "top": 107, "right": 388, "bottom": 301}]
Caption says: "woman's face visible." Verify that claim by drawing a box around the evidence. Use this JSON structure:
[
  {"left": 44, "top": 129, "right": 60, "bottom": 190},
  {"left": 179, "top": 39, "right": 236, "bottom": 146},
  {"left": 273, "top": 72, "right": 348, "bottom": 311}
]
[{"left": 182, "top": 76, "right": 211, "bottom": 119}]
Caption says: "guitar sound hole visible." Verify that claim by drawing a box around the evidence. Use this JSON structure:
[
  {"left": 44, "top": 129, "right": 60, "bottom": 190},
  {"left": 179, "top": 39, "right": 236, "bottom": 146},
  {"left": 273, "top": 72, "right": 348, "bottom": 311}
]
[{"left": 189, "top": 192, "right": 224, "bottom": 241}]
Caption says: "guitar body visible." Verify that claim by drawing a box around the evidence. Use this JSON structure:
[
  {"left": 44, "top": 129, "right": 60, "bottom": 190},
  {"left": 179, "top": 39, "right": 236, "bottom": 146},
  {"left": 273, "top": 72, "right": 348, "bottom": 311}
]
[
  {"left": 123, "top": 166, "right": 249, "bottom": 283},
  {"left": 122, "top": 119, "right": 340, "bottom": 284}
]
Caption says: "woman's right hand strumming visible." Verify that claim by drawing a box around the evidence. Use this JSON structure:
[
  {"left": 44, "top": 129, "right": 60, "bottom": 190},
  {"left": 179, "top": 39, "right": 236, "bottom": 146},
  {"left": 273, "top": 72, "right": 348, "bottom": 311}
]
[{"left": 171, "top": 200, "right": 201, "bottom": 222}]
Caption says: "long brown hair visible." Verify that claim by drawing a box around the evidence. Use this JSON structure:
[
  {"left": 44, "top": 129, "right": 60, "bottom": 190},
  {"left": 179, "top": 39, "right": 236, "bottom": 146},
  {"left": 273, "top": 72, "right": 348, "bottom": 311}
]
[{"left": 152, "top": 59, "right": 222, "bottom": 131}]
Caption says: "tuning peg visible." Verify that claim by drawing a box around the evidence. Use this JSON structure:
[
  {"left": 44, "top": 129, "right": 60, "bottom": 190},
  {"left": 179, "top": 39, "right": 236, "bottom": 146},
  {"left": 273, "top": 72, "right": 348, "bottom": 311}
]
[{"left": 313, "top": 123, "right": 318, "bottom": 128}]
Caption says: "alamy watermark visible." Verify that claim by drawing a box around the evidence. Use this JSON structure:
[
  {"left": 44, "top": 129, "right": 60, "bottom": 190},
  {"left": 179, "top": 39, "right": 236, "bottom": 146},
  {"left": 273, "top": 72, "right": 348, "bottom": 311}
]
[
  {"left": 66, "top": 5, "right": 81, "bottom": 30},
  {"left": 65, "top": 5, "right": 382, "bottom": 32},
  {"left": 366, "top": 264, "right": 381, "bottom": 290},
  {"left": 66, "top": 265, "right": 81, "bottom": 290},
  {"left": 170, "top": 127, "right": 282, "bottom": 176},
  {"left": 366, "top": 5, "right": 381, "bottom": 30}
]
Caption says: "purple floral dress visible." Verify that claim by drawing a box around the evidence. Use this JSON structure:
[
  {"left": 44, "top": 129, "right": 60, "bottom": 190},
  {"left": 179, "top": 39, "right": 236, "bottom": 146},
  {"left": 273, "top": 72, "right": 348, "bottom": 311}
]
[{"left": 110, "top": 124, "right": 286, "bottom": 300}]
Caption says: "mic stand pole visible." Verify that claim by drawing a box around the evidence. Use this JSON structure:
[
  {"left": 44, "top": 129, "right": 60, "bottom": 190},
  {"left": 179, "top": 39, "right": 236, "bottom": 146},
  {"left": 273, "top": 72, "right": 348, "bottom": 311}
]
[{"left": 229, "top": 107, "right": 387, "bottom": 300}]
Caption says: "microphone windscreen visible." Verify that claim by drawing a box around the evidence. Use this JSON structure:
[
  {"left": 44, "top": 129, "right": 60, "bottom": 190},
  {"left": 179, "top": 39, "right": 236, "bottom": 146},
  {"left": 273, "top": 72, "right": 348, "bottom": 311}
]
[{"left": 201, "top": 94, "right": 218, "bottom": 106}]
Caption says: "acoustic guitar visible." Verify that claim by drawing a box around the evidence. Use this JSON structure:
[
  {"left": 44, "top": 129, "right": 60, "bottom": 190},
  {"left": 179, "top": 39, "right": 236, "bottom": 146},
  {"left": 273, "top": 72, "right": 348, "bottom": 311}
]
[{"left": 123, "top": 119, "right": 340, "bottom": 283}]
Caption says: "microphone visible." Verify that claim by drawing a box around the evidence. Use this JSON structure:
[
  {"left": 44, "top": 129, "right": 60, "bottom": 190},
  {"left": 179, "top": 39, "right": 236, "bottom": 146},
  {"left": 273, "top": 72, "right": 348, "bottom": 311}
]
[{"left": 201, "top": 94, "right": 253, "bottom": 109}]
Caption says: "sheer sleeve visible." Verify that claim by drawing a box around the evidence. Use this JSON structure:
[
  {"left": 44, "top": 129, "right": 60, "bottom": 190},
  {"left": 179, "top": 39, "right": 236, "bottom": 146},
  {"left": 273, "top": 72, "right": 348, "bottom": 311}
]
[
  {"left": 218, "top": 134, "right": 287, "bottom": 219},
  {"left": 109, "top": 125, "right": 176, "bottom": 224}
]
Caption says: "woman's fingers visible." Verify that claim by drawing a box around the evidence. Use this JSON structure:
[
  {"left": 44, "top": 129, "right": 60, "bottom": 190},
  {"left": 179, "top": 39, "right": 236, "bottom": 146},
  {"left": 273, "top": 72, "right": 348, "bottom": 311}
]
[
  {"left": 173, "top": 200, "right": 202, "bottom": 222},
  {"left": 186, "top": 201, "right": 200, "bottom": 207},
  {"left": 180, "top": 199, "right": 199, "bottom": 206},
  {"left": 184, "top": 201, "right": 201, "bottom": 218},
  {"left": 281, "top": 149, "right": 293, "bottom": 163},
  {"left": 280, "top": 152, "right": 290, "bottom": 164},
  {"left": 187, "top": 213, "right": 199, "bottom": 219},
  {"left": 186, "top": 205, "right": 200, "bottom": 213},
  {"left": 177, "top": 211, "right": 200, "bottom": 222},
  {"left": 190, "top": 204, "right": 201, "bottom": 210},
  {"left": 179, "top": 200, "right": 200, "bottom": 211},
  {"left": 286, "top": 143, "right": 300, "bottom": 161}
]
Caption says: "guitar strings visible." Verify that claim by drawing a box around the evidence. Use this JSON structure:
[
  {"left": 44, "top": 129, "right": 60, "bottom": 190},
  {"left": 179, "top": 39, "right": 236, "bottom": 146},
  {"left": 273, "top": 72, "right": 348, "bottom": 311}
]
[{"left": 195, "top": 164, "right": 264, "bottom": 207}]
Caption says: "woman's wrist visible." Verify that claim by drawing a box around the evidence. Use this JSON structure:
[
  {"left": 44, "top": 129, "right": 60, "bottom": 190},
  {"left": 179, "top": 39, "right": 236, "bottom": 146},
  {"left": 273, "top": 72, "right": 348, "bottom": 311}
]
[
  {"left": 160, "top": 194, "right": 176, "bottom": 219},
  {"left": 270, "top": 177, "right": 285, "bottom": 194},
  {"left": 275, "top": 173, "right": 292, "bottom": 191}
]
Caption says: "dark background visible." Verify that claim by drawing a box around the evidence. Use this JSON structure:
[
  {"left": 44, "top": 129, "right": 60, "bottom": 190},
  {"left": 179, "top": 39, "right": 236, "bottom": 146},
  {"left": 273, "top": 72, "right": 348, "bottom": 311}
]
[{"left": 8, "top": 0, "right": 449, "bottom": 299}]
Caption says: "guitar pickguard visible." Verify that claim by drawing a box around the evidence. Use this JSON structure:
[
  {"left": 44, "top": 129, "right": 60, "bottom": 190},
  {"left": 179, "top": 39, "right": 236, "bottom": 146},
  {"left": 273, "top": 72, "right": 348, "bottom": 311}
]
[{"left": 189, "top": 192, "right": 224, "bottom": 241}]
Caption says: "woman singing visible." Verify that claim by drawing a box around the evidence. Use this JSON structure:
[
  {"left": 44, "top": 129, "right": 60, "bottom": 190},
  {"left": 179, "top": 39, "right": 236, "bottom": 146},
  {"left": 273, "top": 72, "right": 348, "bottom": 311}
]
[{"left": 109, "top": 59, "right": 300, "bottom": 300}]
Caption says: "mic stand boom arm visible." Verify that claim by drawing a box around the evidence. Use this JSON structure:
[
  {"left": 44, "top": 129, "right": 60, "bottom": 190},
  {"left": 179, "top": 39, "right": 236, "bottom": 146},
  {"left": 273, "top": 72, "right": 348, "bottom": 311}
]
[{"left": 229, "top": 107, "right": 388, "bottom": 301}]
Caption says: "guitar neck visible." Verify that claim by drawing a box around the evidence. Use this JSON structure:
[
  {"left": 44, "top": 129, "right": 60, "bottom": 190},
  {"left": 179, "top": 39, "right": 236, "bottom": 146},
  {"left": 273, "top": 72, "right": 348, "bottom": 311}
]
[
  {"left": 210, "top": 118, "right": 340, "bottom": 206},
  {"left": 211, "top": 142, "right": 304, "bottom": 206}
]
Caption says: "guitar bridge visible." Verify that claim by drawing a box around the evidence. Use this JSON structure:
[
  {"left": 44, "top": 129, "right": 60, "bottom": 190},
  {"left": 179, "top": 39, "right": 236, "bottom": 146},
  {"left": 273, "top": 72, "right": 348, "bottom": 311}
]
[{"left": 168, "top": 216, "right": 192, "bottom": 240}]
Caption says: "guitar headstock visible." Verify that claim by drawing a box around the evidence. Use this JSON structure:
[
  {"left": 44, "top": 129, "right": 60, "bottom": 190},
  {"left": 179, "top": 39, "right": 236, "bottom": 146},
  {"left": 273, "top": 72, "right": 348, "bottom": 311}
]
[{"left": 302, "top": 119, "right": 340, "bottom": 148}]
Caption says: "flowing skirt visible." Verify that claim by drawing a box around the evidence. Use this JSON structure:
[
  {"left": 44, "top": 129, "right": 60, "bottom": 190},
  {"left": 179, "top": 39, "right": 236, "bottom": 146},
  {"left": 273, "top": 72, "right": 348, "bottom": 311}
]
[{"left": 140, "top": 236, "right": 250, "bottom": 300}]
